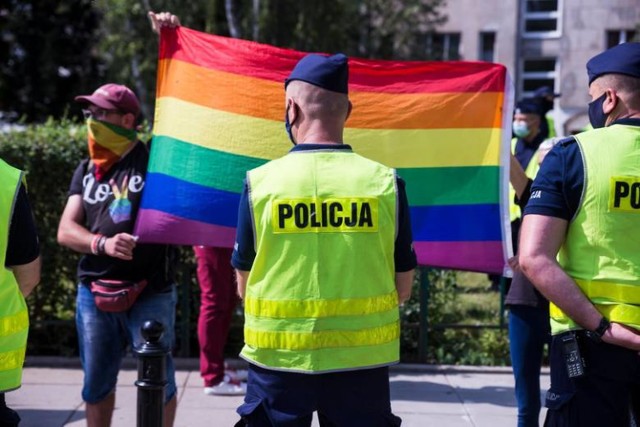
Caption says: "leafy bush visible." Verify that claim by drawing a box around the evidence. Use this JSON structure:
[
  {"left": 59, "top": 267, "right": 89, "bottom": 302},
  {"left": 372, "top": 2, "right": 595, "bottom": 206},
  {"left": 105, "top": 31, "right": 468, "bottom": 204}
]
[
  {"left": 1, "top": 119, "right": 86, "bottom": 320},
  {"left": 400, "top": 268, "right": 510, "bottom": 365}
]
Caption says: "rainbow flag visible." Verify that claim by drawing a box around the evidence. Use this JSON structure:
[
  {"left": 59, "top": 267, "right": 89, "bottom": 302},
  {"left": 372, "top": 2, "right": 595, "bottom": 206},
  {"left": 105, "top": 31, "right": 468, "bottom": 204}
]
[{"left": 135, "top": 26, "right": 513, "bottom": 274}]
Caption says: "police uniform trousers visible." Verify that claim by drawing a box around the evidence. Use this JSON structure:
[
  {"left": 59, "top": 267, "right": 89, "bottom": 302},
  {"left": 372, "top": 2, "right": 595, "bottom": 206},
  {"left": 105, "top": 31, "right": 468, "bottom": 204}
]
[{"left": 545, "top": 332, "right": 640, "bottom": 427}]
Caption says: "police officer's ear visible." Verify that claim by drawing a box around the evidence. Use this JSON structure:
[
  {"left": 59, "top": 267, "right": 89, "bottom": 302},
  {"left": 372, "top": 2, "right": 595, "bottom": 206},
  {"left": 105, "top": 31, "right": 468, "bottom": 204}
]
[
  {"left": 602, "top": 88, "right": 619, "bottom": 116},
  {"left": 286, "top": 99, "right": 299, "bottom": 126},
  {"left": 345, "top": 100, "right": 353, "bottom": 121}
]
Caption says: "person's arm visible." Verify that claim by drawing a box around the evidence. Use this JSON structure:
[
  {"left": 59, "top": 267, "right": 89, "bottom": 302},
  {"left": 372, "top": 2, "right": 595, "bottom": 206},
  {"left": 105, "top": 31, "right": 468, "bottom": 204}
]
[
  {"left": 395, "top": 270, "right": 414, "bottom": 304},
  {"left": 519, "top": 214, "right": 640, "bottom": 350},
  {"left": 57, "top": 195, "right": 136, "bottom": 260},
  {"left": 235, "top": 270, "right": 249, "bottom": 299},
  {"left": 6, "top": 184, "right": 41, "bottom": 297},
  {"left": 11, "top": 257, "right": 41, "bottom": 298},
  {"left": 510, "top": 153, "right": 530, "bottom": 200},
  {"left": 148, "top": 11, "right": 181, "bottom": 34},
  {"left": 394, "top": 177, "right": 417, "bottom": 304},
  {"left": 231, "top": 181, "right": 255, "bottom": 299}
]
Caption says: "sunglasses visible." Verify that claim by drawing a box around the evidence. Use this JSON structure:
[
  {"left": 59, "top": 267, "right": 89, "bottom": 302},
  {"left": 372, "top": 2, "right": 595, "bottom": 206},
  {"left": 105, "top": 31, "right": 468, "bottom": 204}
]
[{"left": 82, "top": 107, "right": 124, "bottom": 120}]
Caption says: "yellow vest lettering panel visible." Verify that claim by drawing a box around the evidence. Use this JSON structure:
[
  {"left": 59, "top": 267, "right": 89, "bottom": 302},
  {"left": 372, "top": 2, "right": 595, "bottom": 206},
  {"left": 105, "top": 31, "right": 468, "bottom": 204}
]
[
  {"left": 610, "top": 176, "right": 640, "bottom": 212},
  {"left": 272, "top": 197, "right": 378, "bottom": 233}
]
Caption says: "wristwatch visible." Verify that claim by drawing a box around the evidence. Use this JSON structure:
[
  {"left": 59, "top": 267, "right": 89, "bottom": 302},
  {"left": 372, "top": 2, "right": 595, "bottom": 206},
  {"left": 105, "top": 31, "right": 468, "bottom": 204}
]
[{"left": 585, "top": 317, "right": 610, "bottom": 343}]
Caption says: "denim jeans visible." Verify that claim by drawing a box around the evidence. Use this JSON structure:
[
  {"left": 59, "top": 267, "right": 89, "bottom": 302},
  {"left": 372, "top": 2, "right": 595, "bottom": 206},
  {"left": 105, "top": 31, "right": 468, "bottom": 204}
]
[
  {"left": 509, "top": 305, "right": 551, "bottom": 427},
  {"left": 75, "top": 283, "right": 177, "bottom": 403}
]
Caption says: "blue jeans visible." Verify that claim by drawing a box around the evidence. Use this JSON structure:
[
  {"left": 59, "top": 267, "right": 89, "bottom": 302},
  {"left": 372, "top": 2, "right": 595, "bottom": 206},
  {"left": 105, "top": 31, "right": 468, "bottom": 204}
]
[
  {"left": 75, "top": 284, "right": 177, "bottom": 404},
  {"left": 509, "top": 305, "right": 550, "bottom": 427}
]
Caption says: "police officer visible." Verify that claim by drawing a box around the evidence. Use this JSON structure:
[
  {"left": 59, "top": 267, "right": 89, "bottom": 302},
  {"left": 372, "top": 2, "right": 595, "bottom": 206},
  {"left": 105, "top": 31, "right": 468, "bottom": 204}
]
[
  {"left": 519, "top": 42, "right": 640, "bottom": 426},
  {"left": 231, "top": 53, "right": 417, "bottom": 426},
  {"left": 0, "top": 158, "right": 40, "bottom": 427},
  {"left": 532, "top": 86, "right": 561, "bottom": 139},
  {"left": 489, "top": 99, "right": 546, "bottom": 292},
  {"left": 510, "top": 99, "right": 545, "bottom": 239}
]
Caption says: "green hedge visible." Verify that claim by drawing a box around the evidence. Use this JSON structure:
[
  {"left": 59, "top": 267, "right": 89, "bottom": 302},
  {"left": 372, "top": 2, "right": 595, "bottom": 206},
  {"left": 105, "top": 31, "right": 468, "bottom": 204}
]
[
  {"left": 1, "top": 119, "right": 509, "bottom": 365},
  {"left": 0, "top": 119, "right": 87, "bottom": 354}
]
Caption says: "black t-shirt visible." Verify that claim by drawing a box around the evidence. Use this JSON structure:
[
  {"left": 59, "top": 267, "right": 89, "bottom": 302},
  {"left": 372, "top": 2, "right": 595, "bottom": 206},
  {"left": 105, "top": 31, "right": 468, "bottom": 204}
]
[
  {"left": 6, "top": 184, "right": 40, "bottom": 266},
  {"left": 68, "top": 142, "right": 173, "bottom": 291}
]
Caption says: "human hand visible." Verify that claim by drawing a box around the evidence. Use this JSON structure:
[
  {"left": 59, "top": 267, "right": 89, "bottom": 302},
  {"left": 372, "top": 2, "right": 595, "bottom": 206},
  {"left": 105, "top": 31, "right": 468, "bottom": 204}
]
[
  {"left": 508, "top": 255, "right": 520, "bottom": 272},
  {"left": 601, "top": 322, "right": 640, "bottom": 352},
  {"left": 148, "top": 11, "right": 181, "bottom": 34},
  {"left": 104, "top": 233, "right": 137, "bottom": 260}
]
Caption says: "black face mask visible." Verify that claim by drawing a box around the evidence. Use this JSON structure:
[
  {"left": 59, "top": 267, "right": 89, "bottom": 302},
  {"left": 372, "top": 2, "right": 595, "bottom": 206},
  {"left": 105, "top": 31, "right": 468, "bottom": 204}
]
[
  {"left": 588, "top": 93, "right": 608, "bottom": 129},
  {"left": 284, "top": 104, "right": 296, "bottom": 145}
]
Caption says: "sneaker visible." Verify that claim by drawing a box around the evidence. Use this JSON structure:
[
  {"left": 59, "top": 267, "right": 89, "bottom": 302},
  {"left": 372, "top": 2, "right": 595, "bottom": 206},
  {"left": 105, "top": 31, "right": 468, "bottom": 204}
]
[
  {"left": 226, "top": 368, "right": 248, "bottom": 383},
  {"left": 204, "top": 379, "right": 246, "bottom": 396}
]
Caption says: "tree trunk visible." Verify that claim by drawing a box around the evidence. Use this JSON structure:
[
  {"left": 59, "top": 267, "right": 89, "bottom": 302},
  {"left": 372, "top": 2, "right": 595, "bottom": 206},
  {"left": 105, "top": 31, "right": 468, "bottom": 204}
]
[
  {"left": 252, "top": 0, "right": 260, "bottom": 41},
  {"left": 125, "top": 16, "right": 149, "bottom": 120},
  {"left": 225, "top": 0, "right": 242, "bottom": 39}
]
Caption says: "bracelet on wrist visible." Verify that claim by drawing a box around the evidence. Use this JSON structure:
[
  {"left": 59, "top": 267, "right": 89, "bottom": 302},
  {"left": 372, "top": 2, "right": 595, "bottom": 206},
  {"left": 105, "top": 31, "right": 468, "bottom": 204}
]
[
  {"left": 97, "top": 235, "right": 108, "bottom": 255},
  {"left": 90, "top": 234, "right": 102, "bottom": 255}
]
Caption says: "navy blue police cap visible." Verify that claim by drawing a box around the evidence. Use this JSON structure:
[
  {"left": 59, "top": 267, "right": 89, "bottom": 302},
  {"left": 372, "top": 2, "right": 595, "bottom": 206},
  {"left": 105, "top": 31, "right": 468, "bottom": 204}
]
[
  {"left": 533, "top": 86, "right": 560, "bottom": 98},
  {"left": 514, "top": 98, "right": 542, "bottom": 115},
  {"left": 587, "top": 42, "right": 640, "bottom": 84},
  {"left": 285, "top": 53, "right": 349, "bottom": 94}
]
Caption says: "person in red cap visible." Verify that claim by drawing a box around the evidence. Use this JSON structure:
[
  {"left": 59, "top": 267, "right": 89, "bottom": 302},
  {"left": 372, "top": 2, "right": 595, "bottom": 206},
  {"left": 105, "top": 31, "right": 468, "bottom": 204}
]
[{"left": 57, "top": 82, "right": 178, "bottom": 427}]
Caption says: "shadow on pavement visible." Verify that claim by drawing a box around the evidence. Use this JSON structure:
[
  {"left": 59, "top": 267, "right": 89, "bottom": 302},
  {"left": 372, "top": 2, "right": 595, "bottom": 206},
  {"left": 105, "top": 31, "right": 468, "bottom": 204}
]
[
  {"left": 391, "top": 379, "right": 517, "bottom": 408},
  {"left": 14, "top": 409, "right": 85, "bottom": 427}
]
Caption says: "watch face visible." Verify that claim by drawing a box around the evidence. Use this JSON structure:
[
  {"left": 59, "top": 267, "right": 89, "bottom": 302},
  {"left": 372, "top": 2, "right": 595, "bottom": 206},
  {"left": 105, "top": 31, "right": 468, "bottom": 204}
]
[
  {"left": 585, "top": 330, "right": 601, "bottom": 343},
  {"left": 595, "top": 318, "right": 610, "bottom": 337}
]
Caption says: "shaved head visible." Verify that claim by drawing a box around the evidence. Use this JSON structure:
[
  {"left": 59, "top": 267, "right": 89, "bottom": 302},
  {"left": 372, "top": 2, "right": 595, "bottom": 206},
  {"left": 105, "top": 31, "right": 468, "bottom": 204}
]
[{"left": 286, "top": 81, "right": 350, "bottom": 121}]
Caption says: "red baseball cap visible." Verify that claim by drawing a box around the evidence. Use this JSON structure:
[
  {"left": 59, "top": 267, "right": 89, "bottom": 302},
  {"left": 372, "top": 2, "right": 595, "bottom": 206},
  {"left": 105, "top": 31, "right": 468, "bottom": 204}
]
[{"left": 75, "top": 83, "right": 141, "bottom": 117}]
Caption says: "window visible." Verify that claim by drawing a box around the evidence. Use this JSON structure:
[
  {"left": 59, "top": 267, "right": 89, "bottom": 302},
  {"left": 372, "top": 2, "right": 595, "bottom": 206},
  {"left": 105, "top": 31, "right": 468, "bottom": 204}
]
[
  {"left": 522, "top": 0, "right": 562, "bottom": 38},
  {"left": 606, "top": 30, "right": 637, "bottom": 48},
  {"left": 425, "top": 33, "right": 461, "bottom": 61},
  {"left": 479, "top": 32, "right": 496, "bottom": 62},
  {"left": 521, "top": 58, "right": 558, "bottom": 97}
]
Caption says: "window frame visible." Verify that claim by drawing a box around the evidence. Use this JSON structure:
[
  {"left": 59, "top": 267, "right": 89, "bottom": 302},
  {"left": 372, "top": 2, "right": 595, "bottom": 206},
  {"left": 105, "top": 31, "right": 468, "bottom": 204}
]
[
  {"left": 521, "top": 0, "right": 563, "bottom": 39},
  {"left": 425, "top": 32, "right": 462, "bottom": 61},
  {"left": 479, "top": 31, "right": 496, "bottom": 63},
  {"left": 520, "top": 57, "right": 559, "bottom": 99},
  {"left": 606, "top": 29, "right": 637, "bottom": 48}
]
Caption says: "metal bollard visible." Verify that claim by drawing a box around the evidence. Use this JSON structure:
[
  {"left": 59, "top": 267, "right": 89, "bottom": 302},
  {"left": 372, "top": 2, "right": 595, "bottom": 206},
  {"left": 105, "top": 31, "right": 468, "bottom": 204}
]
[{"left": 134, "top": 320, "right": 168, "bottom": 427}]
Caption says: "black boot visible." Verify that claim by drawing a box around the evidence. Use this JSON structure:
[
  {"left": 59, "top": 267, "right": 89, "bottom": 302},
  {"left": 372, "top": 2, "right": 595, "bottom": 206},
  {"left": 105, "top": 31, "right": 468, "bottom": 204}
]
[{"left": 0, "top": 393, "right": 20, "bottom": 427}]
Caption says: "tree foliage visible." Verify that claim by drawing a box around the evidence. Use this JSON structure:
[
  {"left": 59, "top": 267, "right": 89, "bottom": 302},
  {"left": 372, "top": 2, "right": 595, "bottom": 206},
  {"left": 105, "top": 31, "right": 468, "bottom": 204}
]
[
  {"left": 0, "top": 0, "right": 447, "bottom": 124},
  {"left": 0, "top": 1, "right": 101, "bottom": 122}
]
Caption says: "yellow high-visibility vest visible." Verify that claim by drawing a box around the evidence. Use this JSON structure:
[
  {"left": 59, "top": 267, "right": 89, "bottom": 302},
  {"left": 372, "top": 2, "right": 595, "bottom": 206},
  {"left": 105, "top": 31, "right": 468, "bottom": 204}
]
[
  {"left": 0, "top": 159, "right": 29, "bottom": 392},
  {"left": 550, "top": 125, "right": 640, "bottom": 334},
  {"left": 243, "top": 149, "right": 400, "bottom": 373}
]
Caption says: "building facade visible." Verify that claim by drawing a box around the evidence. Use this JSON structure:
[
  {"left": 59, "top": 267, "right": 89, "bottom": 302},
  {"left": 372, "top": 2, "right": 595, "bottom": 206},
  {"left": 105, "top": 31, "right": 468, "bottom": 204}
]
[{"left": 434, "top": 0, "right": 640, "bottom": 134}]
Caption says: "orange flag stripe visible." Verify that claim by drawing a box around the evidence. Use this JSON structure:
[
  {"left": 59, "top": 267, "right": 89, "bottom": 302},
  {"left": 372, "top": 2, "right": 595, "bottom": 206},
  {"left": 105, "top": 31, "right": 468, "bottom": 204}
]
[{"left": 157, "top": 58, "right": 503, "bottom": 130}]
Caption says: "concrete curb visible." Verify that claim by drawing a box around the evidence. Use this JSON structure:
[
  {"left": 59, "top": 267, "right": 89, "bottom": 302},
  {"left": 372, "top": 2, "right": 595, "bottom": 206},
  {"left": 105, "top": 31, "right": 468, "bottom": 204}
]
[{"left": 25, "top": 355, "right": 546, "bottom": 375}]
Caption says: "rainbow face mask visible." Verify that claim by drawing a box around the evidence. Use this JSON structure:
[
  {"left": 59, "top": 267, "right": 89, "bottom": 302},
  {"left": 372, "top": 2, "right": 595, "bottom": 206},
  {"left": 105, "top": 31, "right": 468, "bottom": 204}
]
[{"left": 87, "top": 118, "right": 136, "bottom": 180}]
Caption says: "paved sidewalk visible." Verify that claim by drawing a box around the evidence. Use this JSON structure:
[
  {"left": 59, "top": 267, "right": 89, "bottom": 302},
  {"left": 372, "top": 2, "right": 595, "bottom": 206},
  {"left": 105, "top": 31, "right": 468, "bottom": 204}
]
[{"left": 7, "top": 358, "right": 549, "bottom": 426}]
